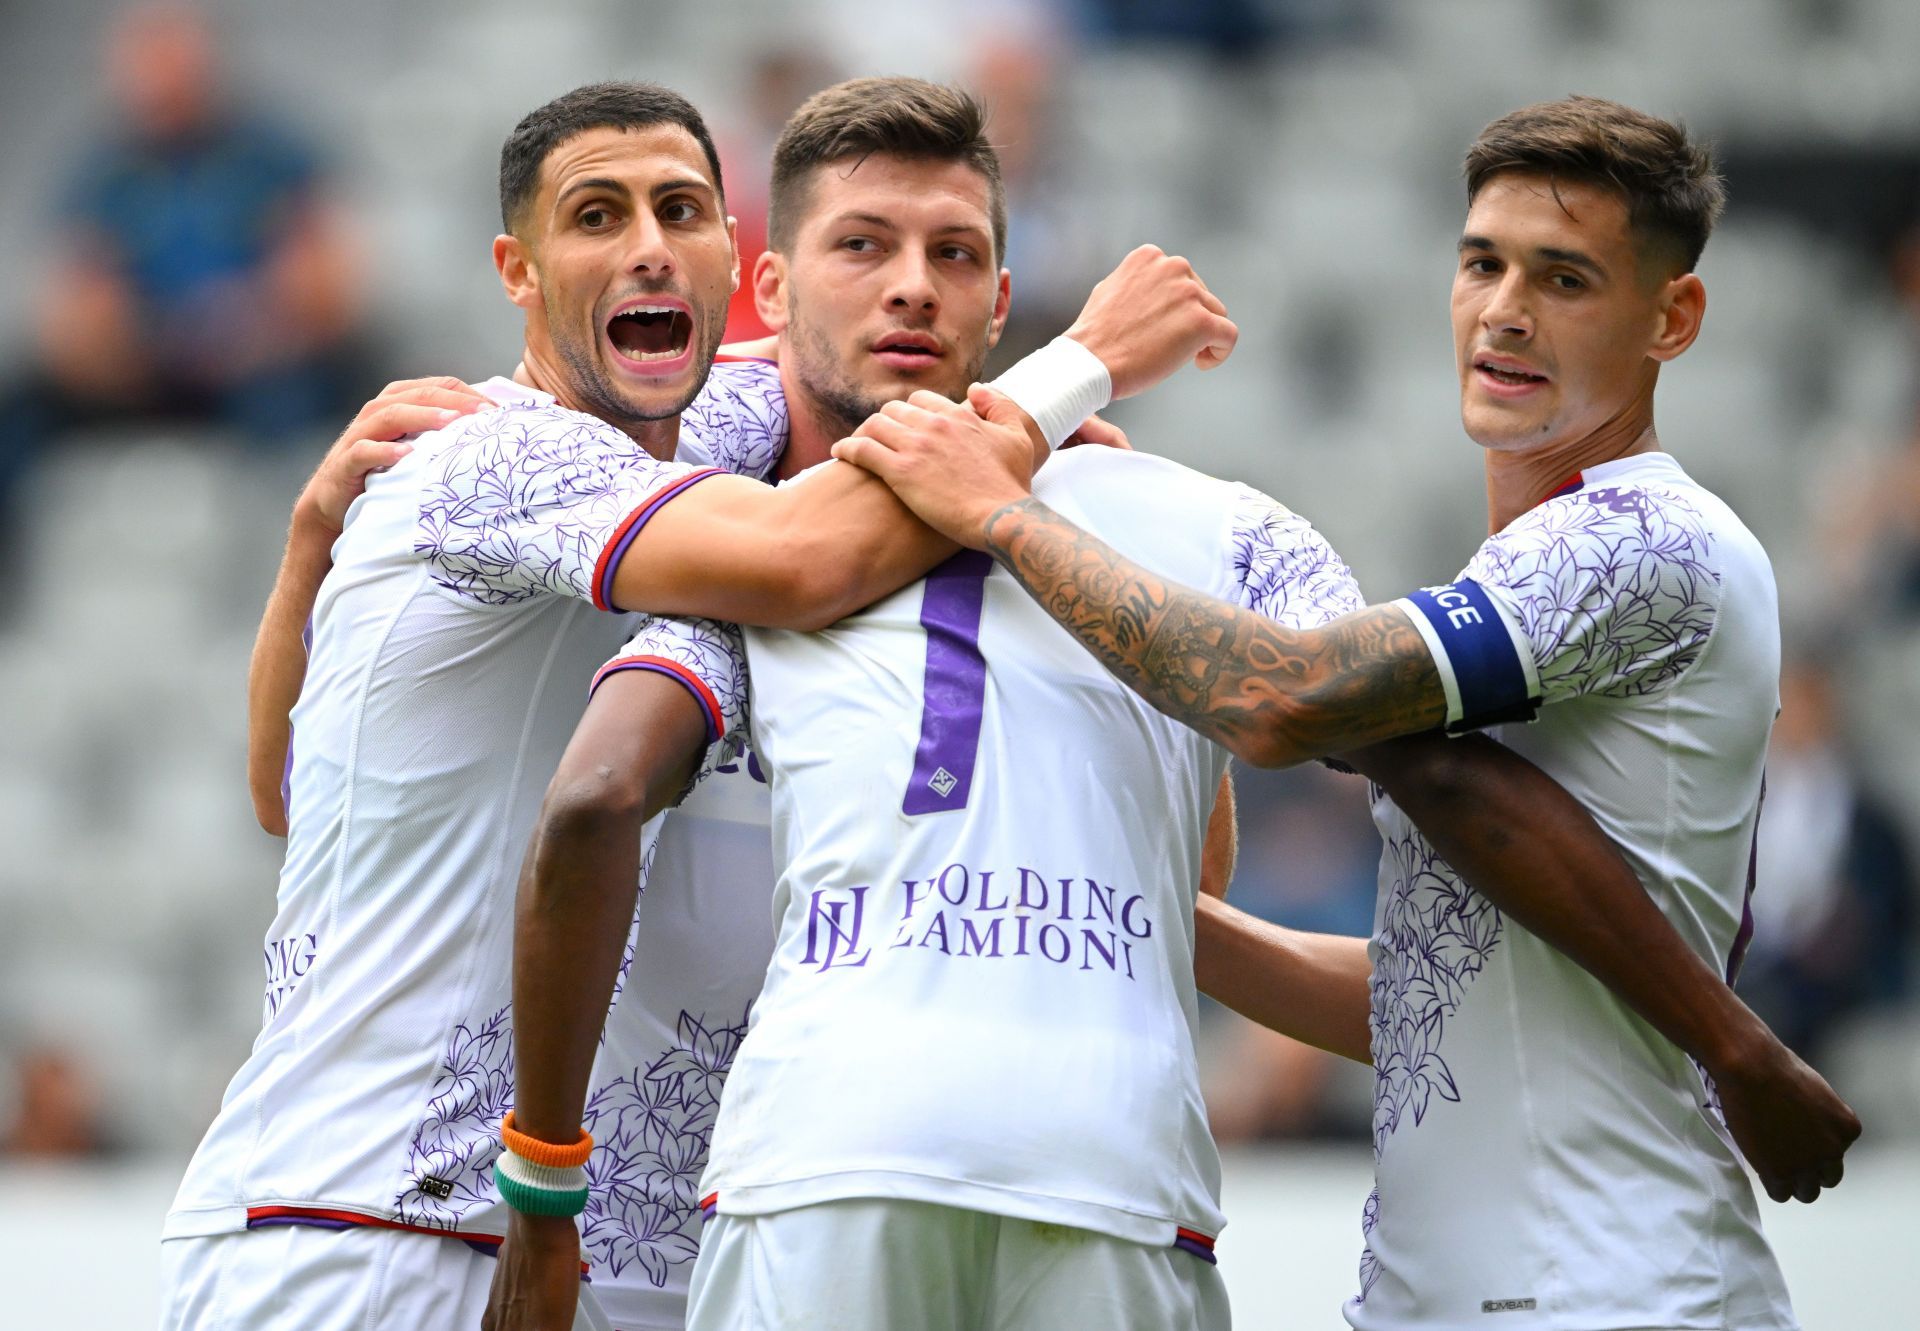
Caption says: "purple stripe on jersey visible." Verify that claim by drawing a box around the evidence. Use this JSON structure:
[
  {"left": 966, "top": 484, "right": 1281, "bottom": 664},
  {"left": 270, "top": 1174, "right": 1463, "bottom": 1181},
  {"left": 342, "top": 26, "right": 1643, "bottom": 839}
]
[
  {"left": 1173, "top": 1234, "right": 1219, "bottom": 1265},
  {"left": 248, "top": 1213, "right": 359, "bottom": 1232},
  {"left": 903, "top": 551, "right": 993, "bottom": 816},
  {"left": 594, "top": 469, "right": 723, "bottom": 611},
  {"left": 593, "top": 659, "right": 723, "bottom": 743},
  {"left": 1727, "top": 776, "right": 1765, "bottom": 983}
]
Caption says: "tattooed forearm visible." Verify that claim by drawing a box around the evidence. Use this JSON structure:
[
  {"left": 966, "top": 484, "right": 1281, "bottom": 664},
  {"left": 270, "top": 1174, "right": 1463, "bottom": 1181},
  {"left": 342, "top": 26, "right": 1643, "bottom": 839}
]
[{"left": 982, "top": 498, "right": 1447, "bottom": 765}]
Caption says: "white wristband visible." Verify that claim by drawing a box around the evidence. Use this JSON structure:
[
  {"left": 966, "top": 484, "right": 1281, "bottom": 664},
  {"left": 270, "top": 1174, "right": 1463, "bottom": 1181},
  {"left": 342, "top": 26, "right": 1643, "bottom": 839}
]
[{"left": 987, "top": 335, "right": 1113, "bottom": 452}]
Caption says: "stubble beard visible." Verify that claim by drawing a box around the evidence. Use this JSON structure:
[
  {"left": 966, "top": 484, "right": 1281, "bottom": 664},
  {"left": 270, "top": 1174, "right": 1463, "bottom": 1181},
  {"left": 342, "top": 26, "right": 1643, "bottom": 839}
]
[{"left": 785, "top": 295, "right": 990, "bottom": 441}]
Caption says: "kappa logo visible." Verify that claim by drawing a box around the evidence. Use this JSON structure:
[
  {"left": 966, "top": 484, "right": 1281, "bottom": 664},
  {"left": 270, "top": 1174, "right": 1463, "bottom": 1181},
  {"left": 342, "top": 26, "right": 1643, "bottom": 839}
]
[
  {"left": 927, "top": 767, "right": 958, "bottom": 797},
  {"left": 1481, "top": 1298, "right": 1537, "bottom": 1314}
]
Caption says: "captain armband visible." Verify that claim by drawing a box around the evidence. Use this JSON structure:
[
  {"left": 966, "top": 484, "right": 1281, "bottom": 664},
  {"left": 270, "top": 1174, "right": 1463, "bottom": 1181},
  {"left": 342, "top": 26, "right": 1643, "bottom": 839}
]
[
  {"left": 987, "top": 335, "right": 1113, "bottom": 451},
  {"left": 1395, "top": 578, "right": 1542, "bottom": 734}
]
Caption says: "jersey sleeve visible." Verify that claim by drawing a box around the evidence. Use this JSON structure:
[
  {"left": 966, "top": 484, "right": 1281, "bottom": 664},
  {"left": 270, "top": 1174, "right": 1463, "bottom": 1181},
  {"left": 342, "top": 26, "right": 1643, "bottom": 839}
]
[
  {"left": 1226, "top": 484, "right": 1366, "bottom": 629},
  {"left": 675, "top": 358, "right": 788, "bottom": 481},
  {"left": 590, "top": 615, "right": 750, "bottom": 797},
  {"left": 1395, "top": 484, "right": 1722, "bottom": 733},
  {"left": 414, "top": 406, "right": 724, "bottom": 610}
]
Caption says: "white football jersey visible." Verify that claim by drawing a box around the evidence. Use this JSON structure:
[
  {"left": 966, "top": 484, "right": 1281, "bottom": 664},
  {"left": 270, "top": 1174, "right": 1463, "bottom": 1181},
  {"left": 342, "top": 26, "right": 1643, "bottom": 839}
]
[
  {"left": 1351, "top": 452, "right": 1795, "bottom": 1330},
  {"left": 700, "top": 447, "right": 1365, "bottom": 1259},
  {"left": 164, "top": 364, "right": 782, "bottom": 1255}
]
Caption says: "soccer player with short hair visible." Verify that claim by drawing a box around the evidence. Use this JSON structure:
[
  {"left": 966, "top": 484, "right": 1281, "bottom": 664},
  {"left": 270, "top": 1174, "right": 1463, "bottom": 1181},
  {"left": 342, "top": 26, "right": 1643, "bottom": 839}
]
[
  {"left": 835, "top": 95, "right": 1862, "bottom": 1329},
  {"left": 490, "top": 91, "right": 1856, "bottom": 1331}
]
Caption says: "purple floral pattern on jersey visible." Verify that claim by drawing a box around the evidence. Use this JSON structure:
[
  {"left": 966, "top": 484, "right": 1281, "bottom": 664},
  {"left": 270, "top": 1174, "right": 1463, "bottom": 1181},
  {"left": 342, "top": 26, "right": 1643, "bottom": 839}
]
[
  {"left": 608, "top": 616, "right": 750, "bottom": 744},
  {"left": 1370, "top": 828, "right": 1504, "bottom": 1151},
  {"left": 1355, "top": 1187, "right": 1382, "bottom": 1303},
  {"left": 679, "top": 361, "right": 788, "bottom": 481},
  {"left": 1464, "top": 483, "right": 1720, "bottom": 704},
  {"left": 415, "top": 404, "right": 708, "bottom": 607},
  {"left": 396, "top": 1004, "right": 514, "bottom": 1228},
  {"left": 581, "top": 1007, "right": 750, "bottom": 1289},
  {"left": 599, "top": 616, "right": 751, "bottom": 800},
  {"left": 1227, "top": 485, "right": 1366, "bottom": 628}
]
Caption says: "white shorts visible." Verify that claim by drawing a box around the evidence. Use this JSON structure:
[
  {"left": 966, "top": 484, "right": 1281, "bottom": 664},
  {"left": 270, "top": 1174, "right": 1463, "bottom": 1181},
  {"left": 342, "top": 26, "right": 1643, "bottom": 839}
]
[
  {"left": 158, "top": 1224, "right": 612, "bottom": 1331},
  {"left": 684, "top": 1198, "right": 1230, "bottom": 1331}
]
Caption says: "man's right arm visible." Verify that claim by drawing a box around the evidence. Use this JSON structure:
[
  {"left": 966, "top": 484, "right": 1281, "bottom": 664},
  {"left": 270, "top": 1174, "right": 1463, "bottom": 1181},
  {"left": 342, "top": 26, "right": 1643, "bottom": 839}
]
[
  {"left": 1195, "top": 729, "right": 1862, "bottom": 1205},
  {"left": 487, "top": 617, "right": 746, "bottom": 1331},
  {"left": 485, "top": 668, "right": 709, "bottom": 1331}
]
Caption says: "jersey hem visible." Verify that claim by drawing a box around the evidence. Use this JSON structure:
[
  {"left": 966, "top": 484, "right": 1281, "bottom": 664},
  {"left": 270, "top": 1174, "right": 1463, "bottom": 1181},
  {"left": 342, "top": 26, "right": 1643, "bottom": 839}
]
[
  {"left": 704, "top": 1168, "right": 1219, "bottom": 1250},
  {"left": 162, "top": 1198, "right": 507, "bottom": 1242}
]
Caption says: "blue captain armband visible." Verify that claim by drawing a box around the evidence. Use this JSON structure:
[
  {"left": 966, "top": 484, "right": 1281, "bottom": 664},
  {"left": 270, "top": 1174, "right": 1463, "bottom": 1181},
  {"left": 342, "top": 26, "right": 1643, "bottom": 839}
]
[{"left": 1395, "top": 579, "right": 1542, "bottom": 734}]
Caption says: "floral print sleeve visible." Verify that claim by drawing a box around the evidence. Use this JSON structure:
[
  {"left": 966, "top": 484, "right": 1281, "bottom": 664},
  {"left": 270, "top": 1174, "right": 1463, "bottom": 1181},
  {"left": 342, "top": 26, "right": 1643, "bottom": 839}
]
[
  {"left": 1226, "top": 483, "right": 1366, "bottom": 628},
  {"left": 414, "top": 404, "right": 723, "bottom": 610},
  {"left": 1395, "top": 483, "right": 1722, "bottom": 731},
  {"left": 675, "top": 359, "right": 788, "bottom": 482},
  {"left": 590, "top": 616, "right": 750, "bottom": 796}
]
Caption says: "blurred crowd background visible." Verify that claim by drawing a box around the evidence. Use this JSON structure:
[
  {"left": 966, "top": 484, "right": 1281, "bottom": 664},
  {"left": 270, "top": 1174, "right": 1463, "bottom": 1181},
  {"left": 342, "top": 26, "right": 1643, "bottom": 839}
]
[{"left": 0, "top": 0, "right": 1916, "bottom": 1175}]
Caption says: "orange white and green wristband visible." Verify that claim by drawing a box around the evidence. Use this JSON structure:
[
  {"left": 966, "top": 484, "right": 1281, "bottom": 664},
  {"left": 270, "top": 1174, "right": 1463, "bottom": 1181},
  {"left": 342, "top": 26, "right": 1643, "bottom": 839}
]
[{"left": 494, "top": 1111, "right": 593, "bottom": 1217}]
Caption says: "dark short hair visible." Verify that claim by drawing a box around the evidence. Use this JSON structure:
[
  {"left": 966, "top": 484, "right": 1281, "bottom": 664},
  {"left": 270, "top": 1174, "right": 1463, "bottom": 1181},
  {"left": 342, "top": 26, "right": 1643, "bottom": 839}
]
[
  {"left": 1464, "top": 95, "right": 1725, "bottom": 274},
  {"left": 498, "top": 81, "right": 724, "bottom": 235},
  {"left": 768, "top": 76, "right": 1006, "bottom": 262}
]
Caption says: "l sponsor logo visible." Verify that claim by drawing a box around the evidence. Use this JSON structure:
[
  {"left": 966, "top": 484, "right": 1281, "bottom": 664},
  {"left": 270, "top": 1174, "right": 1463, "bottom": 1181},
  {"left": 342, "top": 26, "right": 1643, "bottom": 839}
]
[
  {"left": 1481, "top": 1298, "right": 1537, "bottom": 1314},
  {"left": 418, "top": 1175, "right": 456, "bottom": 1200},
  {"left": 802, "top": 886, "right": 873, "bottom": 971}
]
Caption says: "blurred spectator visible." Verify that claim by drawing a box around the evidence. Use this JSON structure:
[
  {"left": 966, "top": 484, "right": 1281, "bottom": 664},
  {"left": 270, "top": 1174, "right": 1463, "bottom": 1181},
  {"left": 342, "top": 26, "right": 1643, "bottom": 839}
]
[
  {"left": 0, "top": 3, "right": 366, "bottom": 529},
  {"left": 1818, "top": 219, "right": 1920, "bottom": 620},
  {"left": 1073, "top": 0, "right": 1374, "bottom": 56},
  {"left": 0, "top": 1046, "right": 117, "bottom": 1158},
  {"left": 1204, "top": 763, "right": 1379, "bottom": 1142},
  {"left": 1740, "top": 660, "right": 1917, "bottom": 1064},
  {"left": 971, "top": 31, "right": 1099, "bottom": 372},
  {"left": 717, "top": 46, "right": 835, "bottom": 344}
]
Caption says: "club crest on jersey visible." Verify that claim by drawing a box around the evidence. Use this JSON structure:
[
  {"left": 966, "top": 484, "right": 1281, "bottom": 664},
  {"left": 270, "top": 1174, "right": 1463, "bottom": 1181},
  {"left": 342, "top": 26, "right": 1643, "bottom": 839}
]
[{"left": 927, "top": 767, "right": 959, "bottom": 798}]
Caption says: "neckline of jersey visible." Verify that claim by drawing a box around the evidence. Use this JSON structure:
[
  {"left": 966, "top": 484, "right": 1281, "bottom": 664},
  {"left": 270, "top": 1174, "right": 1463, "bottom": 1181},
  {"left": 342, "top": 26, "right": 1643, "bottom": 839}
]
[{"left": 1537, "top": 450, "right": 1685, "bottom": 507}]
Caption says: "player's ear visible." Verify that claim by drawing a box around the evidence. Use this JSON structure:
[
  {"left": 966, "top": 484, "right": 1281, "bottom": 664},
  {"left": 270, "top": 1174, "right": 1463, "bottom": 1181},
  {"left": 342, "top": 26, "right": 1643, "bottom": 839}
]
[
  {"left": 754, "top": 249, "right": 790, "bottom": 333},
  {"left": 726, "top": 214, "right": 741, "bottom": 297},
  {"left": 494, "top": 233, "right": 541, "bottom": 312},
  {"left": 986, "top": 267, "right": 1012, "bottom": 351},
  {"left": 1649, "top": 272, "right": 1704, "bottom": 363}
]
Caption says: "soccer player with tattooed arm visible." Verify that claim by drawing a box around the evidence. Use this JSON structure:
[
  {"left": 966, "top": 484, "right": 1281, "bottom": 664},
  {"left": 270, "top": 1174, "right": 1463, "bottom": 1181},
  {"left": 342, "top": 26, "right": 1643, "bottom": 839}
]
[{"left": 833, "top": 95, "right": 1861, "bottom": 1330}]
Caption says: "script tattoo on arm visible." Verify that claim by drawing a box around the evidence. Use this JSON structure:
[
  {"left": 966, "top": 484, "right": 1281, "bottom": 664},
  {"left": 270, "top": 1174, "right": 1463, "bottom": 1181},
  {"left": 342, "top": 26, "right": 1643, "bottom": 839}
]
[{"left": 982, "top": 498, "right": 1448, "bottom": 765}]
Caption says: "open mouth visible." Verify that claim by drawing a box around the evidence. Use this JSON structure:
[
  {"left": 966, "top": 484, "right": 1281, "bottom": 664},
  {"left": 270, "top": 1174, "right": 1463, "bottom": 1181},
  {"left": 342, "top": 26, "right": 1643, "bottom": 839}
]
[
  {"left": 607, "top": 305, "right": 693, "bottom": 364},
  {"left": 1476, "top": 360, "right": 1547, "bottom": 387}
]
